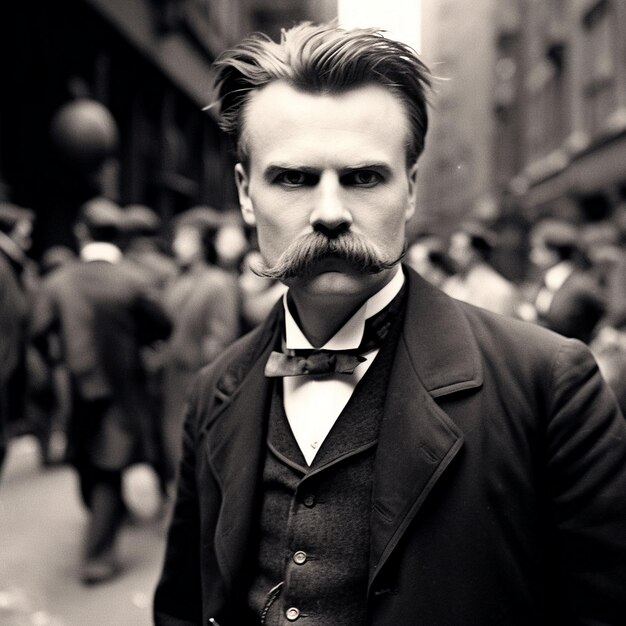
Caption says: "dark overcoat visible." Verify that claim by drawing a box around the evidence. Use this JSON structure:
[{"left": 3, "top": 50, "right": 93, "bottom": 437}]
[
  {"left": 0, "top": 250, "right": 30, "bottom": 468},
  {"left": 32, "top": 257, "right": 171, "bottom": 469},
  {"left": 154, "top": 266, "right": 626, "bottom": 626},
  {"left": 538, "top": 268, "right": 605, "bottom": 343}
]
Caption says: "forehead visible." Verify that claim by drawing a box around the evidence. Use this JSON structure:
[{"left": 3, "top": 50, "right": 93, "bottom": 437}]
[
  {"left": 450, "top": 232, "right": 471, "bottom": 247},
  {"left": 240, "top": 81, "right": 411, "bottom": 168}
]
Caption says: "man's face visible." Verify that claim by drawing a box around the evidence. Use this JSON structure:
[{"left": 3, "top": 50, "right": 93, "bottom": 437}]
[
  {"left": 529, "top": 238, "right": 559, "bottom": 269},
  {"left": 172, "top": 225, "right": 202, "bottom": 266},
  {"left": 448, "top": 232, "right": 474, "bottom": 271},
  {"left": 234, "top": 81, "right": 418, "bottom": 301},
  {"left": 12, "top": 219, "right": 33, "bottom": 252}
]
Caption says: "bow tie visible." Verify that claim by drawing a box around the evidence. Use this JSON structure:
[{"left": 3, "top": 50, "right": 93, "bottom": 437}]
[
  {"left": 265, "top": 350, "right": 366, "bottom": 377},
  {"left": 265, "top": 281, "right": 407, "bottom": 378}
]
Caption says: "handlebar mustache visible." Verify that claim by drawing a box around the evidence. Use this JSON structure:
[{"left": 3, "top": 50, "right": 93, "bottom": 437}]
[{"left": 253, "top": 231, "right": 405, "bottom": 280}]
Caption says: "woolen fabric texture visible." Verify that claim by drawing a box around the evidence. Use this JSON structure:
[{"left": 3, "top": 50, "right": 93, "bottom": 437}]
[{"left": 154, "top": 265, "right": 626, "bottom": 626}]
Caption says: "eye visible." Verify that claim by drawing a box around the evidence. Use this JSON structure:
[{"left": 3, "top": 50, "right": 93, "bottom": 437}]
[
  {"left": 342, "top": 170, "right": 382, "bottom": 187},
  {"left": 274, "top": 170, "right": 314, "bottom": 187}
]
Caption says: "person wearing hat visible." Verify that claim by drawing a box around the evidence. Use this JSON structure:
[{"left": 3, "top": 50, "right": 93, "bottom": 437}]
[
  {"left": 405, "top": 233, "right": 457, "bottom": 290},
  {"left": 160, "top": 206, "right": 241, "bottom": 492},
  {"left": 0, "top": 203, "right": 35, "bottom": 478},
  {"left": 445, "top": 222, "right": 520, "bottom": 316},
  {"left": 523, "top": 218, "right": 606, "bottom": 344},
  {"left": 31, "top": 197, "right": 171, "bottom": 583},
  {"left": 120, "top": 204, "right": 178, "bottom": 291}
]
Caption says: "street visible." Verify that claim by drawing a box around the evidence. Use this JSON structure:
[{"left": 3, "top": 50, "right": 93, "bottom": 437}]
[{"left": 0, "top": 437, "right": 168, "bottom": 626}]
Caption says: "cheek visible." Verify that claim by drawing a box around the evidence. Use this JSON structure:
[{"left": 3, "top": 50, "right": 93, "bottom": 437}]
[
  {"left": 365, "top": 212, "right": 408, "bottom": 247},
  {"left": 252, "top": 191, "right": 309, "bottom": 235}
]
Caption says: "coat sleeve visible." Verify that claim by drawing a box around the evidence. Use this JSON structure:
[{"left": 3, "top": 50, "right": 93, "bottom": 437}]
[
  {"left": 546, "top": 338, "right": 626, "bottom": 624},
  {"left": 153, "top": 381, "right": 204, "bottom": 625},
  {"left": 132, "top": 289, "right": 173, "bottom": 346}
]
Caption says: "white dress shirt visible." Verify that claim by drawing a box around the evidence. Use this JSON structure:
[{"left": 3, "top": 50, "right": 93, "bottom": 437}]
[
  {"left": 281, "top": 266, "right": 405, "bottom": 465},
  {"left": 80, "top": 241, "right": 122, "bottom": 264},
  {"left": 535, "top": 261, "right": 574, "bottom": 315}
]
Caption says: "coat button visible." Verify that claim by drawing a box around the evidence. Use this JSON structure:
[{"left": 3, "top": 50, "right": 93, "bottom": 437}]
[
  {"left": 303, "top": 494, "right": 315, "bottom": 507},
  {"left": 293, "top": 550, "right": 307, "bottom": 565},
  {"left": 286, "top": 607, "right": 300, "bottom": 621}
]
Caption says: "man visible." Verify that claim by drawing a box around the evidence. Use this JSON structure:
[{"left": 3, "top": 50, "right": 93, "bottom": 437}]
[
  {"left": 521, "top": 218, "right": 605, "bottom": 343},
  {"left": 161, "top": 207, "right": 240, "bottom": 491},
  {"left": 445, "top": 222, "right": 520, "bottom": 316},
  {"left": 32, "top": 197, "right": 171, "bottom": 583},
  {"left": 0, "top": 203, "right": 35, "bottom": 477},
  {"left": 154, "top": 24, "right": 626, "bottom": 625},
  {"left": 120, "top": 204, "right": 178, "bottom": 291},
  {"left": 405, "top": 233, "right": 456, "bottom": 290}
]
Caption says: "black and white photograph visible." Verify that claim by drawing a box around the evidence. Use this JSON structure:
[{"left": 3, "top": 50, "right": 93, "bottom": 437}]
[{"left": 1, "top": 1, "right": 625, "bottom": 624}]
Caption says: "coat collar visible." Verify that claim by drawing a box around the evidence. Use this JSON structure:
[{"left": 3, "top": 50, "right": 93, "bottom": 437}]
[{"left": 401, "top": 265, "right": 483, "bottom": 397}]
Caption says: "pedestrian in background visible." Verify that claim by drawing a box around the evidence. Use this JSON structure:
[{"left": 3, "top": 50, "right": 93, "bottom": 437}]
[
  {"left": 119, "top": 204, "right": 179, "bottom": 496},
  {"left": 405, "top": 233, "right": 456, "bottom": 290},
  {"left": 120, "top": 204, "right": 178, "bottom": 291},
  {"left": 0, "top": 203, "right": 36, "bottom": 479},
  {"left": 581, "top": 218, "right": 626, "bottom": 327},
  {"left": 31, "top": 245, "right": 78, "bottom": 465},
  {"left": 239, "top": 248, "right": 288, "bottom": 332},
  {"left": 445, "top": 222, "right": 520, "bottom": 316},
  {"left": 520, "top": 217, "right": 605, "bottom": 343},
  {"left": 161, "top": 206, "right": 241, "bottom": 491},
  {"left": 31, "top": 197, "right": 171, "bottom": 584}
]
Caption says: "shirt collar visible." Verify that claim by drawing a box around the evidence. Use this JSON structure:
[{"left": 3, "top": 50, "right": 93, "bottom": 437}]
[
  {"left": 544, "top": 261, "right": 574, "bottom": 291},
  {"left": 284, "top": 265, "right": 405, "bottom": 351},
  {"left": 80, "top": 242, "right": 122, "bottom": 264},
  {"left": 0, "top": 230, "right": 26, "bottom": 264}
]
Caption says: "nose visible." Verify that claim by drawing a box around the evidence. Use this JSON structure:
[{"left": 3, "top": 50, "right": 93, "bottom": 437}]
[{"left": 309, "top": 171, "right": 352, "bottom": 237}]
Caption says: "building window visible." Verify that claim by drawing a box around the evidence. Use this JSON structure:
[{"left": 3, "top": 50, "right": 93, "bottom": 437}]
[
  {"left": 525, "top": 42, "right": 567, "bottom": 162},
  {"left": 582, "top": 0, "right": 618, "bottom": 135}
]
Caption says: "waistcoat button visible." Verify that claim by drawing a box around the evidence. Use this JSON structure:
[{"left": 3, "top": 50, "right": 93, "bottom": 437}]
[
  {"left": 303, "top": 494, "right": 315, "bottom": 507},
  {"left": 293, "top": 550, "right": 307, "bottom": 565},
  {"left": 286, "top": 607, "right": 300, "bottom": 621}
]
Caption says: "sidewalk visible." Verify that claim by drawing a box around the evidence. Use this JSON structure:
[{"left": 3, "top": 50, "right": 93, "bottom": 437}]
[{"left": 0, "top": 437, "right": 168, "bottom": 626}]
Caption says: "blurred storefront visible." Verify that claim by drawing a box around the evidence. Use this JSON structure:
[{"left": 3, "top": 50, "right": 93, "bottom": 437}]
[
  {"left": 0, "top": 0, "right": 336, "bottom": 257},
  {"left": 506, "top": 0, "right": 626, "bottom": 225},
  {"left": 418, "top": 0, "right": 625, "bottom": 280}
]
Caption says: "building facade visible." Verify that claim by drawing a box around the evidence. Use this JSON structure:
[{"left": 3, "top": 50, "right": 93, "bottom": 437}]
[
  {"left": 509, "top": 0, "right": 626, "bottom": 224},
  {"left": 0, "top": 0, "right": 336, "bottom": 256},
  {"left": 417, "top": 0, "right": 625, "bottom": 278},
  {"left": 416, "top": 0, "right": 499, "bottom": 236}
]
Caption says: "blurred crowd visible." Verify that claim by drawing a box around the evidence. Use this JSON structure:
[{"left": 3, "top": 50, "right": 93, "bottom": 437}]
[
  {"left": 0, "top": 197, "right": 286, "bottom": 584},
  {"left": 1, "top": 195, "right": 625, "bottom": 583},
  {"left": 406, "top": 214, "right": 626, "bottom": 415}
]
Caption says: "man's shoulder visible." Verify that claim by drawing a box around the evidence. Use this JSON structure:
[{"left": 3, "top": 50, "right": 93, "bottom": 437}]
[
  {"left": 43, "top": 259, "right": 83, "bottom": 289},
  {"left": 471, "top": 263, "right": 516, "bottom": 292},
  {"left": 407, "top": 264, "right": 565, "bottom": 353},
  {"left": 457, "top": 293, "right": 560, "bottom": 337},
  {"left": 454, "top": 294, "right": 586, "bottom": 364}
]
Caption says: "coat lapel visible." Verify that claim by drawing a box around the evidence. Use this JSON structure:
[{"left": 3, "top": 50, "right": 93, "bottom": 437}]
[
  {"left": 202, "top": 306, "right": 282, "bottom": 592},
  {"left": 369, "top": 268, "right": 483, "bottom": 586}
]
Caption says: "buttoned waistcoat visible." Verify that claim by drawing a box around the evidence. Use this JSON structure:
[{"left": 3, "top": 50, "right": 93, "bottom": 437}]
[{"left": 154, "top": 265, "right": 626, "bottom": 626}]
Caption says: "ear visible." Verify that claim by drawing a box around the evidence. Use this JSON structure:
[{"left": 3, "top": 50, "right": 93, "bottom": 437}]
[
  {"left": 235, "top": 163, "right": 256, "bottom": 227},
  {"left": 405, "top": 161, "right": 419, "bottom": 221},
  {"left": 73, "top": 222, "right": 88, "bottom": 243}
]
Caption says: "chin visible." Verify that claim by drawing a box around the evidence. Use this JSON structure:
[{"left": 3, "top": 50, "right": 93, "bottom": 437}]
[{"left": 291, "top": 269, "right": 385, "bottom": 299}]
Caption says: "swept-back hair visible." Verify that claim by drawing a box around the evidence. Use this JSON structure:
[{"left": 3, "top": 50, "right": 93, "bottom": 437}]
[{"left": 212, "top": 22, "right": 432, "bottom": 165}]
